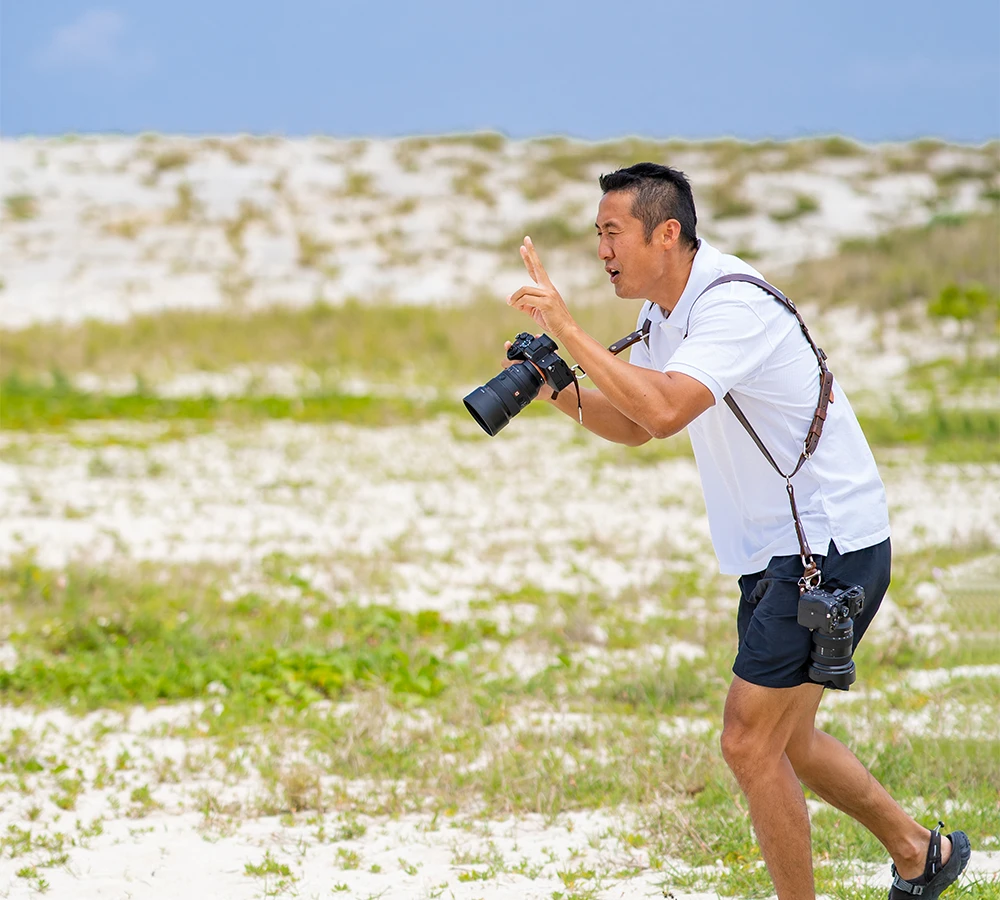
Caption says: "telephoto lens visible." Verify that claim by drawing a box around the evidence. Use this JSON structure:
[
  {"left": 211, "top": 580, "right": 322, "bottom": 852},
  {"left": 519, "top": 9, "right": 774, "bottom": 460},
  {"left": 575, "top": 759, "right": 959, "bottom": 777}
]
[
  {"left": 807, "top": 621, "right": 856, "bottom": 689},
  {"left": 797, "top": 579, "right": 865, "bottom": 690},
  {"left": 463, "top": 361, "right": 544, "bottom": 436}
]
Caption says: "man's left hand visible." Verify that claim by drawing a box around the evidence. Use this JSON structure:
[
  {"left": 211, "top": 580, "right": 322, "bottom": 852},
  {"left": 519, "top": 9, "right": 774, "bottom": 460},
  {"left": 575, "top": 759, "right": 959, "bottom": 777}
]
[{"left": 507, "top": 237, "right": 575, "bottom": 338}]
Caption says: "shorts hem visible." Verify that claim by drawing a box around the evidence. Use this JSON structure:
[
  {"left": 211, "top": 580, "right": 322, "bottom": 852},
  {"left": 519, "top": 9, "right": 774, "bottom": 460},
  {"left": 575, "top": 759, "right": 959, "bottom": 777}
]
[{"left": 731, "top": 664, "right": 811, "bottom": 690}]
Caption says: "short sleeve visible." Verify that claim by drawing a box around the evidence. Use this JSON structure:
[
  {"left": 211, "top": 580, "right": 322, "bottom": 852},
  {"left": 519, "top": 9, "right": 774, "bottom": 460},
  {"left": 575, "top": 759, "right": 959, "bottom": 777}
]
[{"left": 662, "top": 290, "right": 776, "bottom": 402}]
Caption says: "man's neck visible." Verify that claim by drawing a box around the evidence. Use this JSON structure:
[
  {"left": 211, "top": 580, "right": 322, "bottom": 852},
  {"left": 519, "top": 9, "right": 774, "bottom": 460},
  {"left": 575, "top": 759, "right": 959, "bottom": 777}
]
[{"left": 647, "top": 247, "right": 697, "bottom": 314}]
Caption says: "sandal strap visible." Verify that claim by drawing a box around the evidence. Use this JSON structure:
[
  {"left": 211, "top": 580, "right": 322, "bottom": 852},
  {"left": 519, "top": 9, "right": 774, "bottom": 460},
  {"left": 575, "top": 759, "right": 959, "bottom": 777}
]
[
  {"left": 924, "top": 821, "right": 945, "bottom": 879},
  {"left": 891, "top": 871, "right": 928, "bottom": 895}
]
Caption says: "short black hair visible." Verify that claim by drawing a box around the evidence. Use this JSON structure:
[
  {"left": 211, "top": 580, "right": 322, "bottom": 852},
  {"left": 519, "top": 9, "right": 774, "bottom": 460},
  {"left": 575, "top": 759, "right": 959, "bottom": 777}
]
[{"left": 598, "top": 162, "right": 698, "bottom": 248}]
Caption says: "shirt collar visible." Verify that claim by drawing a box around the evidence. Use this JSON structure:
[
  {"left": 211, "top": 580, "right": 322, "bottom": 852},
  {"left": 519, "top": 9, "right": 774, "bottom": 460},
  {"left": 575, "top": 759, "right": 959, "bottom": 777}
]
[{"left": 652, "top": 238, "right": 723, "bottom": 329}]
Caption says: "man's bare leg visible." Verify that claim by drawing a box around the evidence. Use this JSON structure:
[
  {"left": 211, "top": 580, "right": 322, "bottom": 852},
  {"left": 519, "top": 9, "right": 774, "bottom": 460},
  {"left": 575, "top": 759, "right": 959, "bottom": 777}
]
[
  {"left": 721, "top": 677, "right": 828, "bottom": 898},
  {"left": 784, "top": 705, "right": 951, "bottom": 880},
  {"left": 723, "top": 675, "right": 951, "bottom": 896}
]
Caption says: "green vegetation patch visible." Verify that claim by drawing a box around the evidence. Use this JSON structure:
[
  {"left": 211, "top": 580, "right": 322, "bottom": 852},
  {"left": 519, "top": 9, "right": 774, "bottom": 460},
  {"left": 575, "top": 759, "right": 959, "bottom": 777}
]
[
  {"left": 769, "top": 192, "right": 821, "bottom": 223},
  {"left": 0, "top": 559, "right": 496, "bottom": 711},
  {"left": 859, "top": 406, "right": 1000, "bottom": 462},
  {"left": 5, "top": 374, "right": 995, "bottom": 461},
  {"left": 0, "top": 374, "right": 456, "bottom": 430},
  {"left": 786, "top": 211, "right": 1000, "bottom": 311},
  {"left": 0, "top": 297, "right": 640, "bottom": 386},
  {"left": 4, "top": 193, "right": 39, "bottom": 221}
]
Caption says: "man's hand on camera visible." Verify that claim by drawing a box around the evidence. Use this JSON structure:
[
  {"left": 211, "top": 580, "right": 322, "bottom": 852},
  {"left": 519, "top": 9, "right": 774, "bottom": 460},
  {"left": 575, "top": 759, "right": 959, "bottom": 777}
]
[
  {"left": 502, "top": 338, "right": 555, "bottom": 400},
  {"left": 507, "top": 236, "right": 575, "bottom": 339}
]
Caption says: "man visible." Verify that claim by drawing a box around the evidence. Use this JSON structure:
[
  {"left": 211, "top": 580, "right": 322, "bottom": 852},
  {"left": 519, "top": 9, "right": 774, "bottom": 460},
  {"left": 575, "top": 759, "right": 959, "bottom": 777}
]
[{"left": 504, "top": 162, "right": 971, "bottom": 899}]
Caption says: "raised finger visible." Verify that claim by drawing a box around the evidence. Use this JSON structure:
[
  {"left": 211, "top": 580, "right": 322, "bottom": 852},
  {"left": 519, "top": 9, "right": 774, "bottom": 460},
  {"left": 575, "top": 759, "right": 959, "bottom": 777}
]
[
  {"left": 519, "top": 242, "right": 541, "bottom": 283},
  {"left": 522, "top": 236, "right": 552, "bottom": 287}
]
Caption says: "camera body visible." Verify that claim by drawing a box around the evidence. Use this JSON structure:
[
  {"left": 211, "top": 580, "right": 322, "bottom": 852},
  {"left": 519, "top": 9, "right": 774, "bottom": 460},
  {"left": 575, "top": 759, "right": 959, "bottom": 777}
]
[
  {"left": 797, "top": 579, "right": 865, "bottom": 631},
  {"left": 464, "top": 332, "right": 575, "bottom": 436},
  {"left": 797, "top": 578, "right": 866, "bottom": 690},
  {"left": 506, "top": 332, "right": 576, "bottom": 395}
]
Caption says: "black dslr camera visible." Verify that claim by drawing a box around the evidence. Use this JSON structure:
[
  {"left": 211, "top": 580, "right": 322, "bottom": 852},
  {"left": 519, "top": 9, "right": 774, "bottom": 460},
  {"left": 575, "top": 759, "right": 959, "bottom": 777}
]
[
  {"left": 797, "top": 578, "right": 866, "bottom": 690},
  {"left": 463, "top": 332, "right": 576, "bottom": 436}
]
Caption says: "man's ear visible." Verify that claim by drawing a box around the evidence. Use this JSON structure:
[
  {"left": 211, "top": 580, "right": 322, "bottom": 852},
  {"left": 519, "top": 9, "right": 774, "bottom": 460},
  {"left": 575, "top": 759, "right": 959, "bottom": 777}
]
[{"left": 655, "top": 218, "right": 682, "bottom": 250}]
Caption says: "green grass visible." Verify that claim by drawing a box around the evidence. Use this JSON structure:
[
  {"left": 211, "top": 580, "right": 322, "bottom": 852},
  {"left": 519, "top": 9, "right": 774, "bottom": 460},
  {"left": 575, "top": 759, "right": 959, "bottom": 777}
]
[
  {"left": 4, "top": 193, "right": 39, "bottom": 221},
  {"left": 450, "top": 159, "right": 496, "bottom": 206},
  {"left": 786, "top": 211, "right": 1000, "bottom": 311},
  {"left": 705, "top": 177, "right": 756, "bottom": 219},
  {"left": 906, "top": 354, "right": 999, "bottom": 394},
  {"left": 859, "top": 406, "right": 1000, "bottom": 462},
  {"left": 4, "top": 375, "right": 994, "bottom": 462},
  {"left": 0, "top": 296, "right": 641, "bottom": 386},
  {"left": 435, "top": 131, "right": 507, "bottom": 153},
  {"left": 769, "top": 192, "right": 820, "bottom": 223},
  {"left": 0, "top": 374, "right": 459, "bottom": 430},
  {"left": 502, "top": 215, "right": 593, "bottom": 250},
  {"left": 0, "top": 558, "right": 491, "bottom": 711}
]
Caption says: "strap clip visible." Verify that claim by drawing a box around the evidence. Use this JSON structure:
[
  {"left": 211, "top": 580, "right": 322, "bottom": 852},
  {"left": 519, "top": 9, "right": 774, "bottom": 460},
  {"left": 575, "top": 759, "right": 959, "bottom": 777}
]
[{"left": 798, "top": 559, "right": 822, "bottom": 593}]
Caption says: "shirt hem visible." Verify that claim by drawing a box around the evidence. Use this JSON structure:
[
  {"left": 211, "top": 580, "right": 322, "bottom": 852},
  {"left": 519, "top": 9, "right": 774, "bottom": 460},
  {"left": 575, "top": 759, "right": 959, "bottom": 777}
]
[{"left": 719, "top": 524, "right": 891, "bottom": 577}]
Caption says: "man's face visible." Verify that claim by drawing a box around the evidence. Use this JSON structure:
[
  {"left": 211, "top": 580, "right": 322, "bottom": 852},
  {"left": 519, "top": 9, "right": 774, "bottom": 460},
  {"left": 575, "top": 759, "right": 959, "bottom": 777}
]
[{"left": 595, "top": 190, "right": 667, "bottom": 299}]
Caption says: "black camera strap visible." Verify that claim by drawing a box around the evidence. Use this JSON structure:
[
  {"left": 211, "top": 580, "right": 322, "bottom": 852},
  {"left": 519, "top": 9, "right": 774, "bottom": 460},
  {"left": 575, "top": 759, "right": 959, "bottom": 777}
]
[{"left": 603, "top": 274, "right": 834, "bottom": 592}]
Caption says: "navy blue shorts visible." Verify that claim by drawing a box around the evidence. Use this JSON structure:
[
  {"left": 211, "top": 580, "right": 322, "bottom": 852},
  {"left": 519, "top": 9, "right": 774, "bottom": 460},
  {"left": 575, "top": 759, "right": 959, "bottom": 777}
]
[{"left": 733, "top": 538, "right": 891, "bottom": 690}]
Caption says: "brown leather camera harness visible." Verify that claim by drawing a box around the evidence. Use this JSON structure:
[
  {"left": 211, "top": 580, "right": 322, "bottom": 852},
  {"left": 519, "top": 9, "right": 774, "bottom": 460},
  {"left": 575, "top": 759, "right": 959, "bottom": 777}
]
[{"left": 579, "top": 273, "right": 834, "bottom": 592}]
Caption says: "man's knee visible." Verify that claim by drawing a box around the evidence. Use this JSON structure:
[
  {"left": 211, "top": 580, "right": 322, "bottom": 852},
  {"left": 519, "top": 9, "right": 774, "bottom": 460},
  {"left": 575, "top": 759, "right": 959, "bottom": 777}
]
[
  {"left": 720, "top": 720, "right": 769, "bottom": 776},
  {"left": 719, "top": 724, "right": 743, "bottom": 770},
  {"left": 721, "top": 677, "right": 823, "bottom": 777}
]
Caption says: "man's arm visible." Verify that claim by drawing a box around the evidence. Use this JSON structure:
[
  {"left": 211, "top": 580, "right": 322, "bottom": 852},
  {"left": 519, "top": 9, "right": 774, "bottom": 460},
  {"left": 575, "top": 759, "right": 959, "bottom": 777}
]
[
  {"left": 543, "top": 382, "right": 654, "bottom": 446},
  {"left": 554, "top": 325, "right": 715, "bottom": 439},
  {"left": 507, "top": 237, "right": 715, "bottom": 440}
]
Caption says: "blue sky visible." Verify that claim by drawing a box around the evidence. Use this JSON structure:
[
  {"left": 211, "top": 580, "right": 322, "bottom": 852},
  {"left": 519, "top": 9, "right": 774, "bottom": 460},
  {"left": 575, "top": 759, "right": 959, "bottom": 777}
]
[{"left": 2, "top": 1, "right": 998, "bottom": 142}]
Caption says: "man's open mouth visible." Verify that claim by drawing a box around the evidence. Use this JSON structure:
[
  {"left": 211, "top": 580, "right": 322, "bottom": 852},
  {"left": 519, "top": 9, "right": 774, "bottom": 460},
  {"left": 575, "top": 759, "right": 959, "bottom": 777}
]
[{"left": 607, "top": 267, "right": 620, "bottom": 283}]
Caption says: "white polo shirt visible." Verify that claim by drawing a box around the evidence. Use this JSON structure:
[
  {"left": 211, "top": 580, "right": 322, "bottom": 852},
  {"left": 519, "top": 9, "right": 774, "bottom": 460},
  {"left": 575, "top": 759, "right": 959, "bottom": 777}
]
[{"left": 629, "top": 239, "right": 890, "bottom": 576}]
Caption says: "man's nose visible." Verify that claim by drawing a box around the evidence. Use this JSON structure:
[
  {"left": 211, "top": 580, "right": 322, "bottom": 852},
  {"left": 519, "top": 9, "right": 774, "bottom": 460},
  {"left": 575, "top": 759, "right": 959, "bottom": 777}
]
[{"left": 598, "top": 237, "right": 613, "bottom": 260}]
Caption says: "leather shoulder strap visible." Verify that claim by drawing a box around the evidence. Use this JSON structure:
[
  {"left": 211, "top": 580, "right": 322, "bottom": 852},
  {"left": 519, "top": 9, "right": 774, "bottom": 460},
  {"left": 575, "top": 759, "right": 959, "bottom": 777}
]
[
  {"left": 604, "top": 272, "right": 834, "bottom": 587},
  {"left": 692, "top": 274, "right": 831, "bottom": 585},
  {"left": 693, "top": 274, "right": 834, "bottom": 463},
  {"left": 607, "top": 301, "right": 655, "bottom": 355}
]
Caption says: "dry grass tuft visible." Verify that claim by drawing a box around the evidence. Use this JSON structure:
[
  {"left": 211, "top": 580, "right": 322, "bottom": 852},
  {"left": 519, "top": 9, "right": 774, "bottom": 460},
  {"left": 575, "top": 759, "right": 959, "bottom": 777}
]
[{"left": 786, "top": 211, "right": 1000, "bottom": 310}]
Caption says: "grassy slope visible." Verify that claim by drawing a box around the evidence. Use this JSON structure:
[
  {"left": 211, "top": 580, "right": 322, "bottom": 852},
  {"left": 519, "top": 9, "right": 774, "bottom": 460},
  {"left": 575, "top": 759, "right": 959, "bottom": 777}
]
[
  {"left": 2, "top": 213, "right": 997, "bottom": 383},
  {"left": 4, "top": 212, "right": 997, "bottom": 459}
]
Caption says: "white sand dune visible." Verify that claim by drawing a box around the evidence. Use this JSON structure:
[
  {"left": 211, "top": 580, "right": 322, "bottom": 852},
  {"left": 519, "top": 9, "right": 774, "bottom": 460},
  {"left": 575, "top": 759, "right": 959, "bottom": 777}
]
[{"left": 1, "top": 135, "right": 995, "bottom": 328}]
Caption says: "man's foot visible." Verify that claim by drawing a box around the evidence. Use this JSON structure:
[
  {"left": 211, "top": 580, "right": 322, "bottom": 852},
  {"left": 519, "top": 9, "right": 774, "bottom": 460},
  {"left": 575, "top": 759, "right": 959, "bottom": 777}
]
[{"left": 888, "top": 823, "right": 971, "bottom": 899}]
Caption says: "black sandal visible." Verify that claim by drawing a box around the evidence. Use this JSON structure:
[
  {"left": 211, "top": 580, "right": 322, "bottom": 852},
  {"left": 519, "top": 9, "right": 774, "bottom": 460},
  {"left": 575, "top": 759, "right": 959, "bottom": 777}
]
[{"left": 888, "top": 821, "right": 971, "bottom": 899}]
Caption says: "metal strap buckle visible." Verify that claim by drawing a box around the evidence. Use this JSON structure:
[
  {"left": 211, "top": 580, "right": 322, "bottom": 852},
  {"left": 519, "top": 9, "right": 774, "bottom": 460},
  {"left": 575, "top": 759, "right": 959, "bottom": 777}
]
[{"left": 798, "top": 558, "right": 822, "bottom": 593}]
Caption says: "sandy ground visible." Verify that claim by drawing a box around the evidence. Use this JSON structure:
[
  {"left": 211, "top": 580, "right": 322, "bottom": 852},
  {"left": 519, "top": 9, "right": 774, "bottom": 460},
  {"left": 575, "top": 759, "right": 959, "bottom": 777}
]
[
  {"left": 2, "top": 418, "right": 999, "bottom": 898},
  {"left": 1, "top": 703, "right": 998, "bottom": 900},
  {"left": 2, "top": 421, "right": 999, "bottom": 595},
  {"left": 1, "top": 808, "right": 996, "bottom": 900}
]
